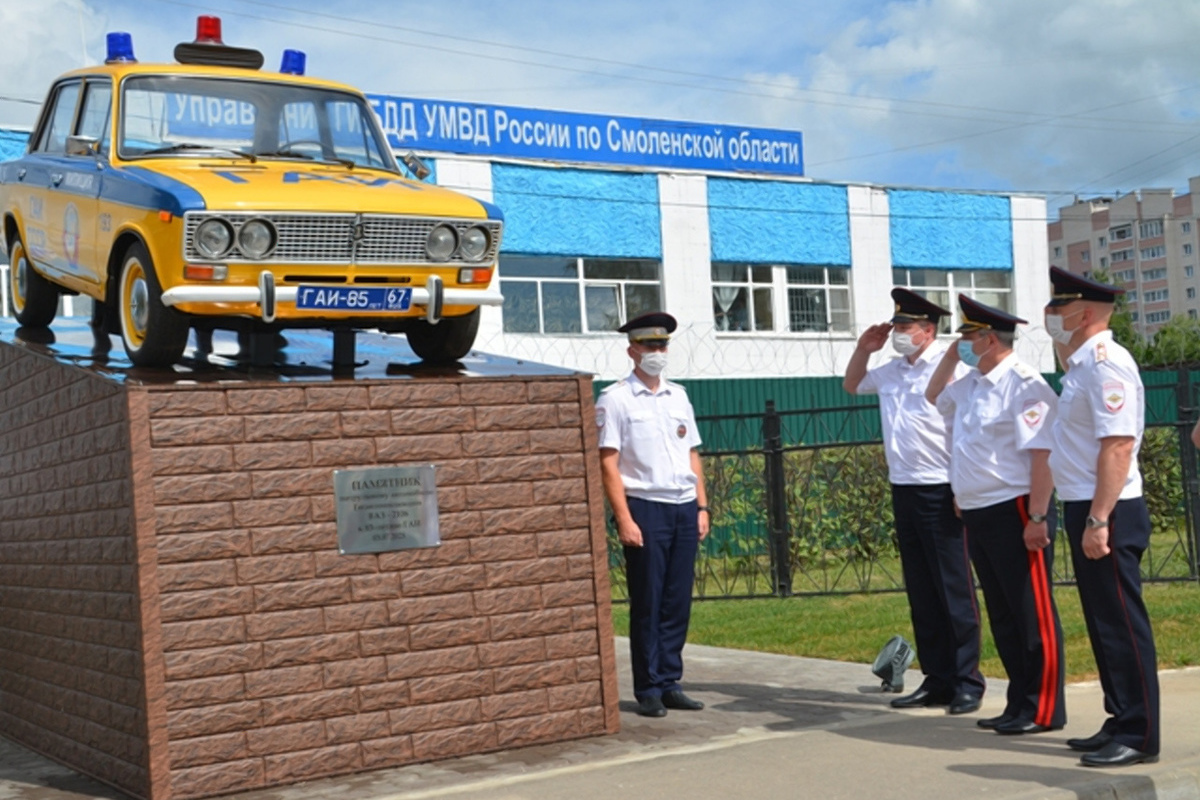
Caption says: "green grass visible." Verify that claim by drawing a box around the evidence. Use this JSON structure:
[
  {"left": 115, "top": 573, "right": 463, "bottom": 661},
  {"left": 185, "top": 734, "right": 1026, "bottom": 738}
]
[{"left": 610, "top": 581, "right": 1200, "bottom": 684}]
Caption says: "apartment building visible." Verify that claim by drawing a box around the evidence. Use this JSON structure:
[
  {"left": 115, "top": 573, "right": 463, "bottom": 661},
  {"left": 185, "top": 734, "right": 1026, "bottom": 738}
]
[{"left": 1048, "top": 179, "right": 1200, "bottom": 336}]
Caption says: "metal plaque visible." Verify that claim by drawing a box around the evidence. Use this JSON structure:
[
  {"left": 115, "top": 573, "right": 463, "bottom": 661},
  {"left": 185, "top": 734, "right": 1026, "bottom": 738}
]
[{"left": 334, "top": 465, "right": 440, "bottom": 554}]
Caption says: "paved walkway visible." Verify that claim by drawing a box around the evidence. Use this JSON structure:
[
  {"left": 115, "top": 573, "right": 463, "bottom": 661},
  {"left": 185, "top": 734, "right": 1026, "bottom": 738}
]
[{"left": 3, "top": 639, "right": 1200, "bottom": 800}]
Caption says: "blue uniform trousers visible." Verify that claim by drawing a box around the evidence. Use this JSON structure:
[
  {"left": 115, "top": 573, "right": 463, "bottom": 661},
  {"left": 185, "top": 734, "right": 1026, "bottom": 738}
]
[
  {"left": 624, "top": 496, "right": 699, "bottom": 701},
  {"left": 963, "top": 496, "right": 1066, "bottom": 727},
  {"left": 1065, "top": 498, "right": 1160, "bottom": 755},
  {"left": 892, "top": 483, "right": 985, "bottom": 698}
]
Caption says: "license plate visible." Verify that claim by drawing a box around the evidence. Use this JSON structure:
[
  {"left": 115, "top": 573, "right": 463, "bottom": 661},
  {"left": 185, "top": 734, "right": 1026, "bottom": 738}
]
[{"left": 295, "top": 286, "right": 412, "bottom": 312}]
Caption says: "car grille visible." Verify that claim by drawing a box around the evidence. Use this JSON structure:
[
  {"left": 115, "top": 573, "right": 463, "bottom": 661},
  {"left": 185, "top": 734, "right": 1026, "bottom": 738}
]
[{"left": 183, "top": 213, "right": 503, "bottom": 265}]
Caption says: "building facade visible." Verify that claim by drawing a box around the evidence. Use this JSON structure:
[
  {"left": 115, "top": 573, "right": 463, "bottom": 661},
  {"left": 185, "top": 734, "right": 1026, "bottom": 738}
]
[{"left": 1048, "top": 178, "right": 1200, "bottom": 337}]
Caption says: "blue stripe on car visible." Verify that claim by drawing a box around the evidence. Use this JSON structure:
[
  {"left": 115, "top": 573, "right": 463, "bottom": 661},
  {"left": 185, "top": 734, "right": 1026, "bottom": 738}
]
[{"left": 100, "top": 166, "right": 207, "bottom": 215}]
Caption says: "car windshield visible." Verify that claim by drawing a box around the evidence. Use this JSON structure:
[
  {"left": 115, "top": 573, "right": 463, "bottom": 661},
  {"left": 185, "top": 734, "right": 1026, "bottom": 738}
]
[{"left": 119, "top": 74, "right": 398, "bottom": 172}]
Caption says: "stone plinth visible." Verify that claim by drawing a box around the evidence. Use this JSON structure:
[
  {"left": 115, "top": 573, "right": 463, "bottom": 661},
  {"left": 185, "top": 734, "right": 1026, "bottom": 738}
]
[{"left": 0, "top": 321, "right": 619, "bottom": 800}]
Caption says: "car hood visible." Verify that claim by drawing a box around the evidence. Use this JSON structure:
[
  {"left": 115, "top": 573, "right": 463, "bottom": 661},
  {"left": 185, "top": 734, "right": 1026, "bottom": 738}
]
[{"left": 128, "top": 160, "right": 490, "bottom": 218}]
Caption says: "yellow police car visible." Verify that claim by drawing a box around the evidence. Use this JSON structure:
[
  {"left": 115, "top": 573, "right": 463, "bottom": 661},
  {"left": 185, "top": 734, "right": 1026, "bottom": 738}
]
[{"left": 1, "top": 17, "right": 503, "bottom": 366}]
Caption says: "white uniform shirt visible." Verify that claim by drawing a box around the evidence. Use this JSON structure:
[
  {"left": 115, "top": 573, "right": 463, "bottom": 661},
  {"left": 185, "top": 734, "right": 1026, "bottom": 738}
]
[
  {"left": 1048, "top": 330, "right": 1144, "bottom": 502},
  {"left": 596, "top": 373, "right": 702, "bottom": 504},
  {"left": 857, "top": 340, "right": 967, "bottom": 485},
  {"left": 936, "top": 354, "right": 1058, "bottom": 511}
]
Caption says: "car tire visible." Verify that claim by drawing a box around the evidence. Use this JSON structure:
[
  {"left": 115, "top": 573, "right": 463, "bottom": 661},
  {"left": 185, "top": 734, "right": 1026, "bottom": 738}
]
[
  {"left": 118, "top": 242, "right": 189, "bottom": 367},
  {"left": 8, "top": 234, "right": 59, "bottom": 327},
  {"left": 405, "top": 308, "right": 480, "bottom": 364}
]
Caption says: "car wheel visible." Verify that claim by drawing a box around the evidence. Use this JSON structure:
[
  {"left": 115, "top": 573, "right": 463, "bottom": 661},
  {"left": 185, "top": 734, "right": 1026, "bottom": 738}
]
[
  {"left": 405, "top": 308, "right": 480, "bottom": 364},
  {"left": 118, "top": 242, "right": 189, "bottom": 367},
  {"left": 8, "top": 234, "right": 59, "bottom": 326}
]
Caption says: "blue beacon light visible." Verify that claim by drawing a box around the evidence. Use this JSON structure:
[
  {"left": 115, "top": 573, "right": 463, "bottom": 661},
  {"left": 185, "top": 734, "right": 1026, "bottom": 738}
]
[
  {"left": 105, "top": 32, "right": 137, "bottom": 64},
  {"left": 280, "top": 49, "right": 306, "bottom": 75}
]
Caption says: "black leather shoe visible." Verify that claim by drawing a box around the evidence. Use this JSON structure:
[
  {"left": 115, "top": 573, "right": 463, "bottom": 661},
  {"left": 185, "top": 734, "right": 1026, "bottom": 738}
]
[
  {"left": 994, "top": 718, "right": 1061, "bottom": 735},
  {"left": 1080, "top": 741, "right": 1158, "bottom": 767},
  {"left": 636, "top": 696, "right": 667, "bottom": 717},
  {"left": 948, "top": 693, "right": 982, "bottom": 715},
  {"left": 977, "top": 713, "right": 1015, "bottom": 730},
  {"left": 1067, "top": 730, "right": 1114, "bottom": 752},
  {"left": 662, "top": 690, "right": 704, "bottom": 710},
  {"left": 890, "top": 687, "right": 952, "bottom": 709}
]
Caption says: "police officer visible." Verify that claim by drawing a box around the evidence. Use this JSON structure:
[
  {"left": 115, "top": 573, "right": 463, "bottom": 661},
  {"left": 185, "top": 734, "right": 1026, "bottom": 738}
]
[
  {"left": 925, "top": 296, "right": 1066, "bottom": 735},
  {"left": 596, "top": 312, "right": 709, "bottom": 718},
  {"left": 844, "top": 289, "right": 985, "bottom": 714},
  {"left": 1045, "top": 267, "right": 1160, "bottom": 767}
]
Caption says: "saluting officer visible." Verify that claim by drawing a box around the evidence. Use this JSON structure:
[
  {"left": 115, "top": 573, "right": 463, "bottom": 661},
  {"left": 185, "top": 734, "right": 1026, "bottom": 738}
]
[
  {"left": 925, "top": 296, "right": 1066, "bottom": 735},
  {"left": 596, "top": 312, "right": 710, "bottom": 718},
  {"left": 844, "top": 288, "right": 985, "bottom": 714},
  {"left": 1045, "top": 267, "right": 1160, "bottom": 767}
]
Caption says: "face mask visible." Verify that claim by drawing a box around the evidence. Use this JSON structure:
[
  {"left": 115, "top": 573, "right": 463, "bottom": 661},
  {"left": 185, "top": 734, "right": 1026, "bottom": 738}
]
[
  {"left": 892, "top": 331, "right": 921, "bottom": 356},
  {"left": 957, "top": 338, "right": 983, "bottom": 368},
  {"left": 1045, "top": 310, "right": 1081, "bottom": 344},
  {"left": 639, "top": 351, "right": 668, "bottom": 376}
]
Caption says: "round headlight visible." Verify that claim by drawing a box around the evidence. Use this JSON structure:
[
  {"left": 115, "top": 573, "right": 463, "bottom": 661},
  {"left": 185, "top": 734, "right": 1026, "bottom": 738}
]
[
  {"left": 426, "top": 224, "right": 458, "bottom": 261},
  {"left": 238, "top": 219, "right": 277, "bottom": 260},
  {"left": 194, "top": 218, "right": 233, "bottom": 259},
  {"left": 459, "top": 226, "right": 490, "bottom": 262}
]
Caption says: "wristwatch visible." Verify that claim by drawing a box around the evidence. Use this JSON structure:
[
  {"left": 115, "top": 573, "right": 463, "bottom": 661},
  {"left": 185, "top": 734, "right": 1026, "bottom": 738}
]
[
  {"left": 1085, "top": 514, "right": 1109, "bottom": 529},
  {"left": 1028, "top": 513, "right": 1047, "bottom": 524},
  {"left": 697, "top": 505, "right": 710, "bottom": 514}
]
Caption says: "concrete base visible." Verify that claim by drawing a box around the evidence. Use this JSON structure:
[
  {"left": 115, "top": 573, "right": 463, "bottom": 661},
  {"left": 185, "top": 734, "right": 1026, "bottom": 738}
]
[{"left": 0, "top": 319, "right": 620, "bottom": 800}]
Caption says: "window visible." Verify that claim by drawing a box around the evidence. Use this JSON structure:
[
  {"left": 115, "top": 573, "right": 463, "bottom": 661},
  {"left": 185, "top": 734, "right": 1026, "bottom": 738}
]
[
  {"left": 787, "top": 266, "right": 850, "bottom": 332},
  {"left": 892, "top": 268, "right": 1011, "bottom": 332},
  {"left": 77, "top": 81, "right": 112, "bottom": 153},
  {"left": 1144, "top": 289, "right": 1169, "bottom": 303},
  {"left": 1140, "top": 245, "right": 1166, "bottom": 260},
  {"left": 1082, "top": 250, "right": 1090, "bottom": 262},
  {"left": 1110, "top": 224, "right": 1132, "bottom": 241},
  {"left": 1185, "top": 244, "right": 1193, "bottom": 255},
  {"left": 1053, "top": 246, "right": 1062, "bottom": 257},
  {"left": 1190, "top": 309, "right": 1198, "bottom": 320},
  {"left": 499, "top": 256, "right": 661, "bottom": 334},
  {"left": 1111, "top": 249, "right": 1133, "bottom": 263},
  {"left": 36, "top": 81, "right": 81, "bottom": 154},
  {"left": 1100, "top": 256, "right": 1108, "bottom": 268},
  {"left": 1128, "top": 291, "right": 1138, "bottom": 302},
  {"left": 1184, "top": 222, "right": 1193, "bottom": 233},
  {"left": 1098, "top": 236, "right": 1107, "bottom": 248},
  {"left": 1130, "top": 311, "right": 1140, "bottom": 322},
  {"left": 1187, "top": 266, "right": 1195, "bottom": 278},
  {"left": 1188, "top": 288, "right": 1196, "bottom": 300},
  {"left": 711, "top": 263, "right": 774, "bottom": 332},
  {"left": 1139, "top": 220, "right": 1163, "bottom": 239},
  {"left": 1112, "top": 268, "right": 1135, "bottom": 282},
  {"left": 1143, "top": 267, "right": 1167, "bottom": 281},
  {"left": 1146, "top": 310, "right": 1171, "bottom": 324}
]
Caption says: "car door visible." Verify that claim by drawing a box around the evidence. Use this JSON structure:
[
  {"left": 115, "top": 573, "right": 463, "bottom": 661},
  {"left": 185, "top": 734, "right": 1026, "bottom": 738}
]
[
  {"left": 18, "top": 80, "right": 81, "bottom": 277},
  {"left": 63, "top": 78, "right": 112, "bottom": 292},
  {"left": 26, "top": 80, "right": 82, "bottom": 282}
]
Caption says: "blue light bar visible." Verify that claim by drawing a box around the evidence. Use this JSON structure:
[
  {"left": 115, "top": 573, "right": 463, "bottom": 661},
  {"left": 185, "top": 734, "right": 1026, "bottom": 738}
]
[
  {"left": 280, "top": 49, "right": 306, "bottom": 75},
  {"left": 106, "top": 32, "right": 136, "bottom": 64}
]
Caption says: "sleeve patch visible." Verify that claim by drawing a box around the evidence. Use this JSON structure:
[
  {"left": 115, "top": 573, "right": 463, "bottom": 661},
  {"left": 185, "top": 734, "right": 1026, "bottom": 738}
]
[
  {"left": 595, "top": 407, "right": 606, "bottom": 429},
  {"left": 1021, "top": 399, "right": 1048, "bottom": 429},
  {"left": 1102, "top": 380, "right": 1126, "bottom": 412}
]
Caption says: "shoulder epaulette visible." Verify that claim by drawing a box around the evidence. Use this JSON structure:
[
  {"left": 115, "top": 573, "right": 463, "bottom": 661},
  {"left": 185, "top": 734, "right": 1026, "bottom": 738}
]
[
  {"left": 1096, "top": 342, "right": 1108, "bottom": 362},
  {"left": 600, "top": 380, "right": 626, "bottom": 395},
  {"left": 1013, "top": 361, "right": 1037, "bottom": 379}
]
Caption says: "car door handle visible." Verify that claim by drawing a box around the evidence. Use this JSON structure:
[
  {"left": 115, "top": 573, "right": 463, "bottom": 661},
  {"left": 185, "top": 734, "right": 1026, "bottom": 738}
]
[
  {"left": 50, "top": 173, "right": 64, "bottom": 186},
  {"left": 17, "top": 168, "right": 26, "bottom": 180}
]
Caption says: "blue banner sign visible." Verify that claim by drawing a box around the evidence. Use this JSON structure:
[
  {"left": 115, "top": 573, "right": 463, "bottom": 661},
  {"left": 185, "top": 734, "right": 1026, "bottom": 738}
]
[{"left": 365, "top": 95, "right": 804, "bottom": 177}]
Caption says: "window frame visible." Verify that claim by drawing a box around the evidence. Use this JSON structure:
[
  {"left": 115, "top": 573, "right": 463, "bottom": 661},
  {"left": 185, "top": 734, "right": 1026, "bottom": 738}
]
[{"left": 498, "top": 255, "right": 663, "bottom": 335}]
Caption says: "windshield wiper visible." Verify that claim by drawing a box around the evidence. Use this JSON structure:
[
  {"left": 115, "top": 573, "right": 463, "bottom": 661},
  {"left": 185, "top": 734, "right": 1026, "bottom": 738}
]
[
  {"left": 256, "top": 150, "right": 356, "bottom": 169},
  {"left": 139, "top": 143, "right": 257, "bottom": 162}
]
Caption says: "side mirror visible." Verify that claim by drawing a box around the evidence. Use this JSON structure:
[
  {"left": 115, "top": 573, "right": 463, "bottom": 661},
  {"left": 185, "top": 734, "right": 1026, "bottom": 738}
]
[
  {"left": 401, "top": 151, "right": 431, "bottom": 181},
  {"left": 66, "top": 135, "right": 101, "bottom": 157}
]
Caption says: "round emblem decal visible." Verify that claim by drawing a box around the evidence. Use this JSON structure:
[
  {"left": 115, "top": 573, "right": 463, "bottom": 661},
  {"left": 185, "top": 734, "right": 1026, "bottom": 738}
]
[{"left": 677, "top": 423, "right": 687, "bottom": 438}]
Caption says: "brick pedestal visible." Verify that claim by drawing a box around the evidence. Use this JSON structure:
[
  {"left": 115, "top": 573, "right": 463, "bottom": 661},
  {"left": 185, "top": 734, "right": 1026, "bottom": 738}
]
[{"left": 0, "top": 322, "right": 619, "bottom": 800}]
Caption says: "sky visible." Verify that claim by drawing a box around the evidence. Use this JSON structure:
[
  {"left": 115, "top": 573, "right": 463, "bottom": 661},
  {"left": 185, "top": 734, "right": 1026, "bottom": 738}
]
[{"left": 4, "top": 0, "right": 1200, "bottom": 212}]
